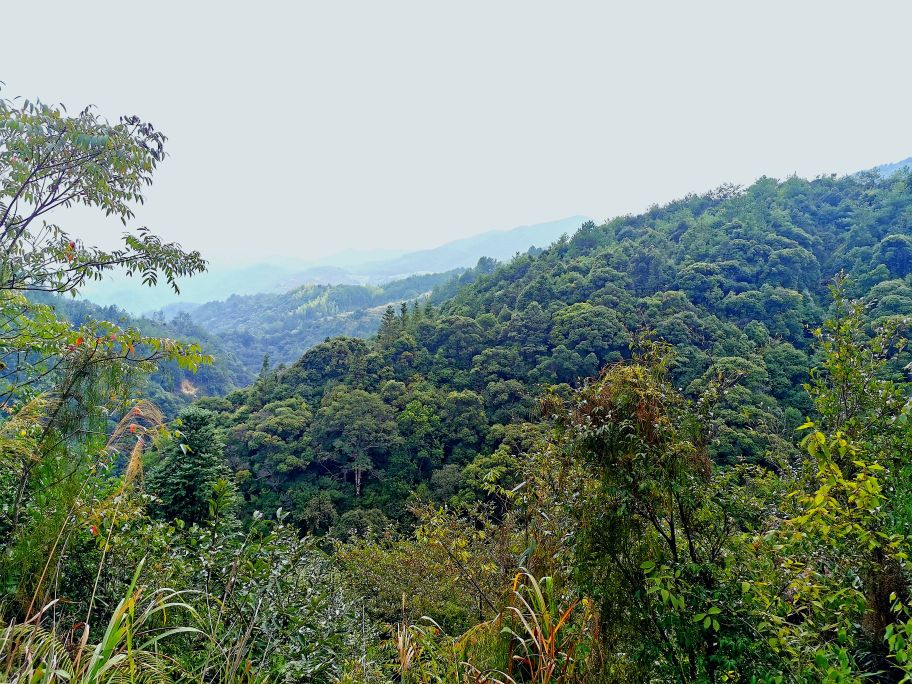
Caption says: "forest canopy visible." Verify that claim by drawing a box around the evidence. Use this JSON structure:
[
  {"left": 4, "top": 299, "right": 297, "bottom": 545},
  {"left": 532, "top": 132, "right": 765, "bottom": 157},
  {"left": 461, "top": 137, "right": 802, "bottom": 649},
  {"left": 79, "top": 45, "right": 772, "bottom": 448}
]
[{"left": 203, "top": 170, "right": 912, "bottom": 531}]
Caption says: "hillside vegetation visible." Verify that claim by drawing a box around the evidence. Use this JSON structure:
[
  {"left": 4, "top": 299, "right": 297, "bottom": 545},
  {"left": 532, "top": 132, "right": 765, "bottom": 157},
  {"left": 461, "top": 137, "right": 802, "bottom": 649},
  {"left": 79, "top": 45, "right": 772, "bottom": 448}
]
[
  {"left": 177, "top": 269, "right": 465, "bottom": 372},
  {"left": 43, "top": 269, "right": 477, "bottom": 413},
  {"left": 202, "top": 171, "right": 912, "bottom": 527},
  {"left": 31, "top": 295, "right": 253, "bottom": 414},
  {"left": 8, "top": 94, "right": 912, "bottom": 682}
]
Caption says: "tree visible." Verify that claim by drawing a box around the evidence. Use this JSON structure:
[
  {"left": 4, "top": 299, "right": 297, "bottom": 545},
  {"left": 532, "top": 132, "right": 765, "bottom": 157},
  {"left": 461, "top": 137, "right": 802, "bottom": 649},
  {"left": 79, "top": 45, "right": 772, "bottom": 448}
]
[
  {"left": 677, "top": 262, "right": 726, "bottom": 306},
  {"left": 313, "top": 387, "right": 398, "bottom": 496},
  {"left": 0, "top": 94, "right": 209, "bottom": 587},
  {"left": 434, "top": 316, "right": 485, "bottom": 368},
  {"left": 441, "top": 390, "right": 487, "bottom": 464},
  {"left": 503, "top": 302, "right": 550, "bottom": 363},
  {"left": 0, "top": 96, "right": 209, "bottom": 402},
  {"left": 875, "top": 234, "right": 912, "bottom": 278},
  {"left": 146, "top": 407, "right": 234, "bottom": 525},
  {"left": 763, "top": 247, "right": 820, "bottom": 290},
  {"left": 549, "top": 302, "right": 629, "bottom": 366},
  {"left": 745, "top": 284, "right": 912, "bottom": 680},
  {"left": 0, "top": 96, "right": 205, "bottom": 297},
  {"left": 397, "top": 395, "right": 444, "bottom": 477},
  {"left": 379, "top": 305, "right": 399, "bottom": 345},
  {"left": 564, "top": 340, "right": 761, "bottom": 681}
]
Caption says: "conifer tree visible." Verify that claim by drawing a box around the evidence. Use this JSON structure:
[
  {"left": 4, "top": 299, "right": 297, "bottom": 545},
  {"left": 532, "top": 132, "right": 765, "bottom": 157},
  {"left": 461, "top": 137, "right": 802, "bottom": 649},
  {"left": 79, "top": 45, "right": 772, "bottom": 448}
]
[
  {"left": 146, "top": 407, "right": 235, "bottom": 525},
  {"left": 379, "top": 305, "right": 398, "bottom": 344}
]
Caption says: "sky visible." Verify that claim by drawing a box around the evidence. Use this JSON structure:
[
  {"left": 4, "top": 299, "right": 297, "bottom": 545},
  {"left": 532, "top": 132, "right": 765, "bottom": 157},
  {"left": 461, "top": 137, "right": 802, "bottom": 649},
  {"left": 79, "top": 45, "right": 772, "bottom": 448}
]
[{"left": 3, "top": 1, "right": 912, "bottom": 267}]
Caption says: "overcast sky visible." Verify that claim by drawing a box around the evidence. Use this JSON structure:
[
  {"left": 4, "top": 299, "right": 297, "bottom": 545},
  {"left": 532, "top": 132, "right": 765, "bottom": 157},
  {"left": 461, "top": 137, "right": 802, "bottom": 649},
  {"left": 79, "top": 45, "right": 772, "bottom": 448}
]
[{"left": 4, "top": 1, "right": 911, "bottom": 266}]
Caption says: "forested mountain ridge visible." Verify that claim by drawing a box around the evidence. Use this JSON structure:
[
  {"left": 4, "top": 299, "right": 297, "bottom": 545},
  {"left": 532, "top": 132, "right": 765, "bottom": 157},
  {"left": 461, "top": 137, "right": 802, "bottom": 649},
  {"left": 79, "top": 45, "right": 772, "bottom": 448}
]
[
  {"left": 175, "top": 269, "right": 465, "bottom": 373},
  {"left": 42, "top": 259, "right": 525, "bottom": 411},
  {"left": 8, "top": 95, "right": 912, "bottom": 678},
  {"left": 147, "top": 220, "right": 583, "bottom": 378},
  {"left": 13, "top": 64, "right": 912, "bottom": 682},
  {"left": 199, "top": 170, "right": 912, "bottom": 531},
  {"left": 339, "top": 215, "right": 590, "bottom": 279},
  {"left": 30, "top": 294, "right": 254, "bottom": 415}
]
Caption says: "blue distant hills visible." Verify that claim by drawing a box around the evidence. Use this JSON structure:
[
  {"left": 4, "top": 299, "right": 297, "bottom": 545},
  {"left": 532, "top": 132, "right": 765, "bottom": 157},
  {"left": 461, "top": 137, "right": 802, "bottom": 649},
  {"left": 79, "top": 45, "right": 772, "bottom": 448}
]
[
  {"left": 79, "top": 216, "right": 591, "bottom": 314},
  {"left": 872, "top": 156, "right": 912, "bottom": 177}
]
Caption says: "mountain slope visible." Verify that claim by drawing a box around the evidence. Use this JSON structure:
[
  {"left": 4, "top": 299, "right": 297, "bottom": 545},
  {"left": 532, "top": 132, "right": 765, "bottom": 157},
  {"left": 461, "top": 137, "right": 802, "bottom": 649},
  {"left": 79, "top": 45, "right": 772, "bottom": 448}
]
[
  {"left": 872, "top": 156, "right": 912, "bottom": 177},
  {"left": 33, "top": 295, "right": 254, "bottom": 416},
  {"left": 172, "top": 269, "right": 466, "bottom": 374},
  {"left": 78, "top": 261, "right": 309, "bottom": 315},
  {"left": 199, "top": 171, "right": 912, "bottom": 529}
]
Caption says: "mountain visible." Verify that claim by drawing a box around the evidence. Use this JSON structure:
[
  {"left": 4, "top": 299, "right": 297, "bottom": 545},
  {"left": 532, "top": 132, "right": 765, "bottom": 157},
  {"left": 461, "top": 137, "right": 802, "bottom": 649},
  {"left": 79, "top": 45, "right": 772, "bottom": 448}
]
[
  {"left": 268, "top": 216, "right": 591, "bottom": 292},
  {"left": 167, "top": 268, "right": 468, "bottom": 375},
  {"left": 32, "top": 295, "right": 254, "bottom": 416},
  {"left": 78, "top": 261, "right": 310, "bottom": 315},
  {"left": 274, "top": 266, "right": 367, "bottom": 291},
  {"left": 72, "top": 215, "right": 572, "bottom": 384},
  {"left": 77, "top": 217, "right": 588, "bottom": 315},
  {"left": 198, "top": 169, "right": 912, "bottom": 529},
  {"left": 325, "top": 215, "right": 590, "bottom": 281},
  {"left": 74, "top": 216, "right": 589, "bottom": 380},
  {"left": 872, "top": 156, "right": 912, "bottom": 177}
]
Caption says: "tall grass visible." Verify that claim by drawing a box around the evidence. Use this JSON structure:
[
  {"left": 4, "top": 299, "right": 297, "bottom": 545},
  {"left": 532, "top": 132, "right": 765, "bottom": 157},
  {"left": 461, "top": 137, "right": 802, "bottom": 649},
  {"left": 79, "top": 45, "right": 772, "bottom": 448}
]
[
  {"left": 501, "top": 570, "right": 593, "bottom": 683},
  {"left": 0, "top": 560, "right": 201, "bottom": 683},
  {"left": 392, "top": 570, "right": 595, "bottom": 684}
]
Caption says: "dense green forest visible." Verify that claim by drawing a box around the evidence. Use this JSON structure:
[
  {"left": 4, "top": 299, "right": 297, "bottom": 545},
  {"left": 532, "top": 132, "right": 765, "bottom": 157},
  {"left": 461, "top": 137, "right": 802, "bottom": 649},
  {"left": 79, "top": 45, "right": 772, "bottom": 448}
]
[
  {"left": 201, "top": 171, "right": 912, "bottom": 529},
  {"left": 172, "top": 269, "right": 465, "bottom": 373},
  {"left": 35, "top": 268, "right": 468, "bottom": 414},
  {"left": 8, "top": 94, "right": 912, "bottom": 683}
]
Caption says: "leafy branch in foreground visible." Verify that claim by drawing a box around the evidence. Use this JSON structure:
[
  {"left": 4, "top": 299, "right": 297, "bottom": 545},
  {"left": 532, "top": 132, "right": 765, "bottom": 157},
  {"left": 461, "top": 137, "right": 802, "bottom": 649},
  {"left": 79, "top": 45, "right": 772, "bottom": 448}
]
[{"left": 0, "top": 95, "right": 205, "bottom": 296}]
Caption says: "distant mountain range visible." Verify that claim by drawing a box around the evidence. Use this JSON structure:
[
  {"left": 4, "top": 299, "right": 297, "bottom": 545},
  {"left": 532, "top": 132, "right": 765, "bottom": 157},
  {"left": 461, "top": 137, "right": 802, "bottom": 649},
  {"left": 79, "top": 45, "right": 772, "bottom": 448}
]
[
  {"left": 872, "top": 156, "right": 912, "bottom": 177},
  {"left": 67, "top": 156, "right": 912, "bottom": 399},
  {"left": 178, "top": 269, "right": 466, "bottom": 373},
  {"left": 79, "top": 216, "right": 590, "bottom": 314},
  {"left": 274, "top": 215, "right": 589, "bottom": 291}
]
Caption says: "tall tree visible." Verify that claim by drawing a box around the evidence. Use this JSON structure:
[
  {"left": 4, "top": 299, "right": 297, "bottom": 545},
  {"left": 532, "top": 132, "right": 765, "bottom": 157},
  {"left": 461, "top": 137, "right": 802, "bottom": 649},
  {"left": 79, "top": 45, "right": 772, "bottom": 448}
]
[
  {"left": 313, "top": 387, "right": 398, "bottom": 496},
  {"left": 0, "top": 96, "right": 205, "bottom": 297},
  {"left": 564, "top": 340, "right": 755, "bottom": 681},
  {"left": 0, "top": 95, "right": 208, "bottom": 402},
  {"left": 379, "top": 305, "right": 398, "bottom": 345},
  {"left": 146, "top": 407, "right": 234, "bottom": 525}
]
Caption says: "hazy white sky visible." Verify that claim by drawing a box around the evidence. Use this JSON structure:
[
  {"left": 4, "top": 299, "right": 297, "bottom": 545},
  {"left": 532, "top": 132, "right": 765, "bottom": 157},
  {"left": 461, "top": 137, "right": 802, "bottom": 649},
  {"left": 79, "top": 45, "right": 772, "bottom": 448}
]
[{"left": 3, "top": 1, "right": 911, "bottom": 266}]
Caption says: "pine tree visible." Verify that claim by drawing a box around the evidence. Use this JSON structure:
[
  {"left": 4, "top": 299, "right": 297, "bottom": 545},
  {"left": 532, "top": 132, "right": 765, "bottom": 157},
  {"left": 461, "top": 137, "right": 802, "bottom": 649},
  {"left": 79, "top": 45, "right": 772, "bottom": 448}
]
[
  {"left": 379, "top": 305, "right": 398, "bottom": 345},
  {"left": 145, "top": 407, "right": 236, "bottom": 525}
]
